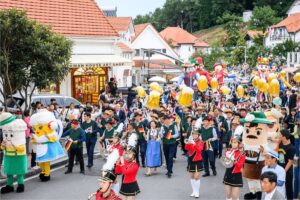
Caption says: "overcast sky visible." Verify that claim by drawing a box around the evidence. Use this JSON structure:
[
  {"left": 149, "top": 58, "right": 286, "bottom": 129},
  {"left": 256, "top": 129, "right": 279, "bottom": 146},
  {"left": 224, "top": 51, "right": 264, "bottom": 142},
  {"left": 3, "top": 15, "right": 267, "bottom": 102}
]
[{"left": 96, "top": 0, "right": 165, "bottom": 18}]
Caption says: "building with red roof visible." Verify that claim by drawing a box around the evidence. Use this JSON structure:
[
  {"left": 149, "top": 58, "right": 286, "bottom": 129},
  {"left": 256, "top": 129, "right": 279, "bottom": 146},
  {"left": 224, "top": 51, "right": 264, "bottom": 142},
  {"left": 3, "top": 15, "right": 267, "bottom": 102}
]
[
  {"left": 160, "top": 26, "right": 209, "bottom": 61},
  {"left": 0, "top": 0, "right": 133, "bottom": 103}
]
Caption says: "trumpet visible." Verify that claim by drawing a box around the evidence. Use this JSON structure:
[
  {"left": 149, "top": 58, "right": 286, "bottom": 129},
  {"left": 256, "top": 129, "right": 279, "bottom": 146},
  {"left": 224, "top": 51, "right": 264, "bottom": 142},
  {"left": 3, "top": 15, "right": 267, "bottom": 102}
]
[{"left": 87, "top": 192, "right": 97, "bottom": 200}]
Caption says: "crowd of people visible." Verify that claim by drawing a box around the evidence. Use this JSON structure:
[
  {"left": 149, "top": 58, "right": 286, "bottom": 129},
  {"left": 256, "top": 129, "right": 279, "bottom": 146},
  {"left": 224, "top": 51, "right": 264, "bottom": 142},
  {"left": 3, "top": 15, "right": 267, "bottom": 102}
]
[{"left": 0, "top": 74, "right": 299, "bottom": 200}]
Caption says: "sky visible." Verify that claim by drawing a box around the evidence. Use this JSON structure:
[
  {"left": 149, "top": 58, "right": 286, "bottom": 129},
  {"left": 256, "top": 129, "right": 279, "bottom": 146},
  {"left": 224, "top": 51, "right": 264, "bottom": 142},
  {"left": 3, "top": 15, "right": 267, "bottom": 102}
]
[{"left": 96, "top": 0, "right": 166, "bottom": 18}]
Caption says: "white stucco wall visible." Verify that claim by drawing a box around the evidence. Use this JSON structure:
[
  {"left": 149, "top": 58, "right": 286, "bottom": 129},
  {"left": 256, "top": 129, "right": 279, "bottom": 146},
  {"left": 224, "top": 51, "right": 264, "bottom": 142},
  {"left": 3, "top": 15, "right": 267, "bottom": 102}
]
[
  {"left": 59, "top": 72, "right": 72, "bottom": 96},
  {"left": 132, "top": 25, "right": 179, "bottom": 61},
  {"left": 70, "top": 37, "right": 116, "bottom": 55},
  {"left": 177, "top": 44, "right": 195, "bottom": 61}
]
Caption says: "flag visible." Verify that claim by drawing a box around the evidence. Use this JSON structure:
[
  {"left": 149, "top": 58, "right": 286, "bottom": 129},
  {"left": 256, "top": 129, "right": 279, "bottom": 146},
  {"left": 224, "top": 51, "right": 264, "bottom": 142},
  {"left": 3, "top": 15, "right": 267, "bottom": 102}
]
[
  {"left": 166, "top": 131, "right": 172, "bottom": 140},
  {"left": 138, "top": 127, "right": 144, "bottom": 134},
  {"left": 65, "top": 139, "right": 73, "bottom": 151}
]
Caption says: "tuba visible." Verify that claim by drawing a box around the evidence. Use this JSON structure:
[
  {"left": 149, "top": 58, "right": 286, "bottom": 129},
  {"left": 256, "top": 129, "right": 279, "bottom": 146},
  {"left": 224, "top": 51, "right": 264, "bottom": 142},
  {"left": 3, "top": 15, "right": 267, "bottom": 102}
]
[{"left": 87, "top": 192, "right": 97, "bottom": 200}]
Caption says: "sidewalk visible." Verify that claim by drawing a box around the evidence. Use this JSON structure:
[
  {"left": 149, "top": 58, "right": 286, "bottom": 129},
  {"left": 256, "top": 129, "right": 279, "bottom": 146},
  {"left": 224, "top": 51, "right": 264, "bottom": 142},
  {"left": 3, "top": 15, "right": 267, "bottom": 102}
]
[{"left": 0, "top": 140, "right": 102, "bottom": 187}]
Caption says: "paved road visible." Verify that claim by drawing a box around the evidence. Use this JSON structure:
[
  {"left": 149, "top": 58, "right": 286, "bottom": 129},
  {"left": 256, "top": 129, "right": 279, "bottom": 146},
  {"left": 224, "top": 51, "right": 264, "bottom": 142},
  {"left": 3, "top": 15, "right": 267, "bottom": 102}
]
[{"left": 1, "top": 151, "right": 249, "bottom": 200}]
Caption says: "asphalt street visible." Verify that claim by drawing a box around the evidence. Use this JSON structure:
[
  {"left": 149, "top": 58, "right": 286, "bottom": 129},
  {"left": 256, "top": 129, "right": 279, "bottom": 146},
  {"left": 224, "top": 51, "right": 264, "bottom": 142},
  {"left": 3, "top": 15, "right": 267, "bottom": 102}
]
[{"left": 1, "top": 151, "right": 249, "bottom": 200}]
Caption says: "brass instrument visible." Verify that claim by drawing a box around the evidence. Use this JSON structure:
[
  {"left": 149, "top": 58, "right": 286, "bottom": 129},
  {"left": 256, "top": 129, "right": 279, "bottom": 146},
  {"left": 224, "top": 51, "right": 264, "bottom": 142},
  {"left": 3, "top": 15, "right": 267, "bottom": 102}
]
[
  {"left": 87, "top": 192, "right": 97, "bottom": 200},
  {"left": 184, "top": 135, "right": 194, "bottom": 144}
]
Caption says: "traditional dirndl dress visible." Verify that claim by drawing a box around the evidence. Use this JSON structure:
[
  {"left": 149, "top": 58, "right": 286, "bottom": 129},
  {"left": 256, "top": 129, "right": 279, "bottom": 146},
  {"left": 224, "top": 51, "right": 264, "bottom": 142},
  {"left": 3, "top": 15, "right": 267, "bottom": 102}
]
[
  {"left": 187, "top": 153, "right": 203, "bottom": 173},
  {"left": 223, "top": 166, "right": 243, "bottom": 187}
]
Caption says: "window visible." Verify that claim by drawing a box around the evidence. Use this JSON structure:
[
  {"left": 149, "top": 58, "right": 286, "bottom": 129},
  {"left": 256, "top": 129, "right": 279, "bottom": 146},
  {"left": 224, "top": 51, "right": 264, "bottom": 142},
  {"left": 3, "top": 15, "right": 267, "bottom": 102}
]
[
  {"left": 135, "top": 49, "right": 140, "bottom": 56},
  {"left": 162, "top": 49, "right": 166, "bottom": 53}
]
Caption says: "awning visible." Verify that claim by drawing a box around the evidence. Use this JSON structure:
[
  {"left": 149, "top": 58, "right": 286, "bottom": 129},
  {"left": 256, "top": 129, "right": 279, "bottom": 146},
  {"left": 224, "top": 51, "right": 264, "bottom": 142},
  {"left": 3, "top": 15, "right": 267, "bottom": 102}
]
[{"left": 71, "top": 54, "right": 132, "bottom": 67}]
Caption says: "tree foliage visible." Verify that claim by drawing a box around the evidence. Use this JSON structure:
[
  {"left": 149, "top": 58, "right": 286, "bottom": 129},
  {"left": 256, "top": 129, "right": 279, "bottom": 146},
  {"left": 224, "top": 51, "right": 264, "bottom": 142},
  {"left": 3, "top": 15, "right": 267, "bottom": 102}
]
[
  {"left": 0, "top": 9, "right": 72, "bottom": 112},
  {"left": 249, "top": 6, "right": 281, "bottom": 34},
  {"left": 134, "top": 0, "right": 294, "bottom": 32}
]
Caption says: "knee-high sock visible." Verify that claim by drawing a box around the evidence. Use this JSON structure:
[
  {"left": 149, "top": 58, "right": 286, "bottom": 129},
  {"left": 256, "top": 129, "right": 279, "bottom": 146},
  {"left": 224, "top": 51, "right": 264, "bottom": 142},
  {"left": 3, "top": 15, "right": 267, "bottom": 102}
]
[
  {"left": 44, "top": 162, "right": 50, "bottom": 176},
  {"left": 112, "top": 182, "right": 120, "bottom": 195},
  {"left": 190, "top": 179, "right": 195, "bottom": 194},
  {"left": 7, "top": 175, "right": 14, "bottom": 186},
  {"left": 194, "top": 179, "right": 200, "bottom": 194},
  {"left": 17, "top": 175, "right": 24, "bottom": 184}
]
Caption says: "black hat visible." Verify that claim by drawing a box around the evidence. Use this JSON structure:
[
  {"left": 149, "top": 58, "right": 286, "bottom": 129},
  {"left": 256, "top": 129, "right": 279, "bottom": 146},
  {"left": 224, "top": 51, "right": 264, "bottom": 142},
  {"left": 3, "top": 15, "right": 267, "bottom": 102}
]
[
  {"left": 113, "top": 114, "right": 119, "bottom": 121},
  {"left": 99, "top": 170, "right": 117, "bottom": 182},
  {"left": 113, "top": 131, "right": 122, "bottom": 139},
  {"left": 280, "top": 129, "right": 292, "bottom": 140},
  {"left": 126, "top": 146, "right": 137, "bottom": 155}
]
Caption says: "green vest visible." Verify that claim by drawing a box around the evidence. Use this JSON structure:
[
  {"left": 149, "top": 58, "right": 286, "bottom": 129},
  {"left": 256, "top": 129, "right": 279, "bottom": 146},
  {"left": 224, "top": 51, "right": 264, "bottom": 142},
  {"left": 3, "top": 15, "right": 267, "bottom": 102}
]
[
  {"left": 104, "top": 128, "right": 115, "bottom": 139},
  {"left": 162, "top": 123, "right": 176, "bottom": 144},
  {"left": 200, "top": 127, "right": 213, "bottom": 141},
  {"left": 82, "top": 120, "right": 97, "bottom": 139},
  {"left": 69, "top": 128, "right": 83, "bottom": 148}
]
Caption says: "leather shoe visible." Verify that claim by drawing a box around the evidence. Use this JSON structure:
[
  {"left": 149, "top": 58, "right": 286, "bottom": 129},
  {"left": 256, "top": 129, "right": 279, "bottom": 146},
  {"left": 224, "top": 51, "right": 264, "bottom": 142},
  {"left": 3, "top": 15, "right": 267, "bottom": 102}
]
[
  {"left": 65, "top": 171, "right": 72, "bottom": 174},
  {"left": 202, "top": 173, "right": 210, "bottom": 177}
]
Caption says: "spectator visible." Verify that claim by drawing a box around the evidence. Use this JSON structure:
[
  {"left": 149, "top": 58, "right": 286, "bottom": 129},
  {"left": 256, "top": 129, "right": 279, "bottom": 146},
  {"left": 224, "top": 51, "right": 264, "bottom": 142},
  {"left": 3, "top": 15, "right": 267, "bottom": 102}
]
[
  {"left": 114, "top": 104, "right": 126, "bottom": 123},
  {"left": 23, "top": 110, "right": 31, "bottom": 155},
  {"left": 278, "top": 130, "right": 295, "bottom": 200},
  {"left": 289, "top": 90, "right": 297, "bottom": 112},
  {"left": 261, "top": 171, "right": 285, "bottom": 200},
  {"left": 261, "top": 149, "right": 286, "bottom": 197},
  {"left": 0, "top": 107, "right": 5, "bottom": 179}
]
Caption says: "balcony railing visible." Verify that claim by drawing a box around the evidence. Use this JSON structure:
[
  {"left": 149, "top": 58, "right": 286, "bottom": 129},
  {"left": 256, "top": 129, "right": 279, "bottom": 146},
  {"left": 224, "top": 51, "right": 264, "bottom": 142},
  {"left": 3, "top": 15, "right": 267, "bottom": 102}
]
[{"left": 270, "top": 35, "right": 291, "bottom": 41}]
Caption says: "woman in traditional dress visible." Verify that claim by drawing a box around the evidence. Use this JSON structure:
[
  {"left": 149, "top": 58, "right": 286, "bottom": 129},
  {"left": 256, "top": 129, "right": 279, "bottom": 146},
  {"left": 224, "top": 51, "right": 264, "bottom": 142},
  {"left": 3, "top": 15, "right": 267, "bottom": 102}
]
[{"left": 145, "top": 121, "right": 162, "bottom": 176}]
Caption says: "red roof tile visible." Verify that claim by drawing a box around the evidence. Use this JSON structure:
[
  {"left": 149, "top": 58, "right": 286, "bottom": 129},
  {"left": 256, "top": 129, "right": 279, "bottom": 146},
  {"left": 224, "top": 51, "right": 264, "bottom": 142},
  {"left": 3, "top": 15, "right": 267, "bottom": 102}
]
[
  {"left": 116, "top": 42, "right": 133, "bottom": 52},
  {"left": 108, "top": 17, "right": 132, "bottom": 32},
  {"left": 0, "top": 0, "right": 118, "bottom": 37},
  {"left": 160, "top": 26, "right": 209, "bottom": 47},
  {"left": 132, "top": 23, "right": 150, "bottom": 41},
  {"left": 134, "top": 59, "right": 175, "bottom": 69},
  {"left": 273, "top": 13, "right": 300, "bottom": 33}
]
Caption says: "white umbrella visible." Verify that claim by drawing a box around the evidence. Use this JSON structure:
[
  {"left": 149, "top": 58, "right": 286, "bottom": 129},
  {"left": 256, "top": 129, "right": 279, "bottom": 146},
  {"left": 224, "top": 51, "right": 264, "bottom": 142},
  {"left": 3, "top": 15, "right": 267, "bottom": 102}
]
[
  {"left": 170, "top": 76, "right": 179, "bottom": 82},
  {"left": 149, "top": 76, "right": 166, "bottom": 83}
]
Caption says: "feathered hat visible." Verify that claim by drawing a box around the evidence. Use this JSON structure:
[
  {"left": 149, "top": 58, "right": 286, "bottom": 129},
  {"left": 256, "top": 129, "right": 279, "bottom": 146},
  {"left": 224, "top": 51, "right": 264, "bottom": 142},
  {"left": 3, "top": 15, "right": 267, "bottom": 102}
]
[
  {"left": 126, "top": 133, "right": 138, "bottom": 154},
  {"left": 99, "top": 149, "right": 119, "bottom": 182}
]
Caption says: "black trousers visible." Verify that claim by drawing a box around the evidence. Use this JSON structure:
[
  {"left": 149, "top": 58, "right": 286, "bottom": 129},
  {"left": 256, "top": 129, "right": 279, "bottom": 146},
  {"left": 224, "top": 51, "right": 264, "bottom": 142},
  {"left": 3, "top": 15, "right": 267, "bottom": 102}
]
[
  {"left": 286, "top": 169, "right": 294, "bottom": 200},
  {"left": 68, "top": 147, "right": 84, "bottom": 172},
  {"left": 138, "top": 139, "right": 147, "bottom": 166},
  {"left": 31, "top": 151, "right": 36, "bottom": 167},
  {"left": 202, "top": 150, "right": 216, "bottom": 174}
]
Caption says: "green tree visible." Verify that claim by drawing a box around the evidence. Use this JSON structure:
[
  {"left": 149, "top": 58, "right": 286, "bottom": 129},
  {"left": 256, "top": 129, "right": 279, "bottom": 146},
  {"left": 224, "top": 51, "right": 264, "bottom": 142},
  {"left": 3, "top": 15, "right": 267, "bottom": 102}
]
[
  {"left": 0, "top": 9, "right": 72, "bottom": 112},
  {"left": 253, "top": 0, "right": 295, "bottom": 17},
  {"left": 272, "top": 40, "right": 300, "bottom": 65},
  {"left": 249, "top": 6, "right": 281, "bottom": 35}
]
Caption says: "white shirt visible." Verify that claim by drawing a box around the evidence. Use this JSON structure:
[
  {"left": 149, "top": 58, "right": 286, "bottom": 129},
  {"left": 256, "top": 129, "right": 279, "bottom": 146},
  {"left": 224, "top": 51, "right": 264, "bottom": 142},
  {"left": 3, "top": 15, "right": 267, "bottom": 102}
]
[
  {"left": 264, "top": 188, "right": 276, "bottom": 200},
  {"left": 262, "top": 164, "right": 286, "bottom": 198}
]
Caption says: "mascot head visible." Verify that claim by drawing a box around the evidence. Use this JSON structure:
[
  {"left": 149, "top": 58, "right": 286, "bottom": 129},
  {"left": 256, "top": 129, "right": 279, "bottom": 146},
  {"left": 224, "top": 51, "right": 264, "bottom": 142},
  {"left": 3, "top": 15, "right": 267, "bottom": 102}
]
[
  {"left": 30, "top": 110, "right": 58, "bottom": 137},
  {"left": 240, "top": 112, "right": 272, "bottom": 148},
  {"left": 0, "top": 112, "right": 26, "bottom": 146},
  {"left": 264, "top": 108, "right": 282, "bottom": 150}
]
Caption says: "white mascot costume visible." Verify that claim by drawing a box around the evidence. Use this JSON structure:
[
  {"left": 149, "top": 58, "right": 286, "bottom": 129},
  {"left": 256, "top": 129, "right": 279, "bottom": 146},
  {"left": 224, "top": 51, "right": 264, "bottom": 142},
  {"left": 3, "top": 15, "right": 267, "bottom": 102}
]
[
  {"left": 30, "top": 110, "right": 64, "bottom": 181},
  {"left": 0, "top": 112, "right": 27, "bottom": 194}
]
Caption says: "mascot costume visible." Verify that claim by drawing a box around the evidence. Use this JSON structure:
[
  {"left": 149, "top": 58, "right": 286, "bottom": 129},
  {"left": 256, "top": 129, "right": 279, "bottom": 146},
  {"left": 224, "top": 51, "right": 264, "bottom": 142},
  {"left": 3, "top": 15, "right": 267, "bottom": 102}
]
[
  {"left": 30, "top": 110, "right": 64, "bottom": 181},
  {"left": 240, "top": 112, "right": 272, "bottom": 199},
  {"left": 211, "top": 64, "right": 228, "bottom": 86},
  {"left": 0, "top": 112, "right": 27, "bottom": 194},
  {"left": 264, "top": 108, "right": 282, "bottom": 151}
]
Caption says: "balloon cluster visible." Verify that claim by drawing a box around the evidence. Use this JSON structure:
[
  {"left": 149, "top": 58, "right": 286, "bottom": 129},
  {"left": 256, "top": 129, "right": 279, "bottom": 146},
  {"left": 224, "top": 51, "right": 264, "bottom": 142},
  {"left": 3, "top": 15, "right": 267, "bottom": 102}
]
[{"left": 252, "top": 70, "right": 291, "bottom": 97}]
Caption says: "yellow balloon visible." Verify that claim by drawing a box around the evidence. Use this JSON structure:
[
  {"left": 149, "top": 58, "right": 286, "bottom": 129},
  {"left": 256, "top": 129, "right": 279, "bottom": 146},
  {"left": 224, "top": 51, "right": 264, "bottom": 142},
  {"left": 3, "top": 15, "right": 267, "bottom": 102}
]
[
  {"left": 220, "top": 86, "right": 230, "bottom": 95},
  {"left": 279, "top": 71, "right": 286, "bottom": 78},
  {"left": 252, "top": 76, "right": 260, "bottom": 88},
  {"left": 211, "top": 78, "right": 218, "bottom": 90},
  {"left": 294, "top": 72, "right": 300, "bottom": 83},
  {"left": 136, "top": 86, "right": 146, "bottom": 98},
  {"left": 268, "top": 73, "right": 277, "bottom": 85},
  {"left": 146, "top": 91, "right": 161, "bottom": 109},
  {"left": 269, "top": 79, "right": 280, "bottom": 97},
  {"left": 197, "top": 75, "right": 208, "bottom": 92},
  {"left": 178, "top": 86, "right": 194, "bottom": 107},
  {"left": 237, "top": 85, "right": 244, "bottom": 98},
  {"left": 264, "top": 84, "right": 269, "bottom": 95},
  {"left": 279, "top": 76, "right": 292, "bottom": 88},
  {"left": 149, "top": 82, "right": 163, "bottom": 94},
  {"left": 258, "top": 78, "right": 267, "bottom": 92}
]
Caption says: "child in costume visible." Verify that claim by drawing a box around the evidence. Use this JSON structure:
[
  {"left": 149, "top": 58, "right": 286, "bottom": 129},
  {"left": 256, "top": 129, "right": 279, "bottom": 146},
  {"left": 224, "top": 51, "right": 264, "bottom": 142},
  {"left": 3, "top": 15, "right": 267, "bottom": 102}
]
[
  {"left": 88, "top": 149, "right": 120, "bottom": 200},
  {"left": 185, "top": 130, "right": 204, "bottom": 198},
  {"left": 115, "top": 133, "right": 140, "bottom": 200},
  {"left": 240, "top": 112, "right": 272, "bottom": 199},
  {"left": 0, "top": 112, "right": 27, "bottom": 194},
  {"left": 30, "top": 110, "right": 65, "bottom": 181}
]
